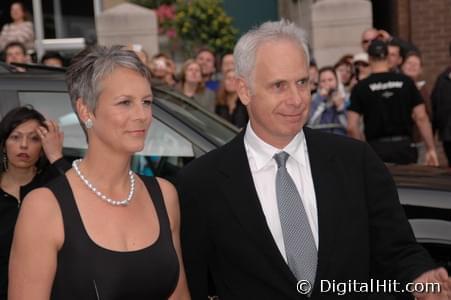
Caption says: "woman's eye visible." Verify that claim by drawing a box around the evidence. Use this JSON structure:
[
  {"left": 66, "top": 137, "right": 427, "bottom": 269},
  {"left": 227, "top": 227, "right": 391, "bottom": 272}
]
[
  {"left": 119, "top": 100, "right": 131, "bottom": 106},
  {"left": 143, "top": 99, "right": 153, "bottom": 106}
]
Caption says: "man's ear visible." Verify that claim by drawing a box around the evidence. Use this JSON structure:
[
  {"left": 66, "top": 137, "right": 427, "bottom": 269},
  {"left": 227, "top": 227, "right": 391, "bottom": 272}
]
[
  {"left": 76, "top": 98, "right": 92, "bottom": 122},
  {"left": 236, "top": 77, "right": 251, "bottom": 106}
]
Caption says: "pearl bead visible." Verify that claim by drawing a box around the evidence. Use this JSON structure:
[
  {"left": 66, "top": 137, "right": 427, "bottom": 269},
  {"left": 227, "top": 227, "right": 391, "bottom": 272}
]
[{"left": 72, "top": 159, "right": 135, "bottom": 206}]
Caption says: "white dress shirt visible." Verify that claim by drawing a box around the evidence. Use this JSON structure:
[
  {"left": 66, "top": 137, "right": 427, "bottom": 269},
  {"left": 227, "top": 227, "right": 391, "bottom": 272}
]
[{"left": 244, "top": 123, "right": 319, "bottom": 261}]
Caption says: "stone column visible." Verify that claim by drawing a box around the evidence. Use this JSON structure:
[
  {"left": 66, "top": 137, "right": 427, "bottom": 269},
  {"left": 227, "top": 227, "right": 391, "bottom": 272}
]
[
  {"left": 96, "top": 2, "right": 159, "bottom": 57},
  {"left": 311, "top": 0, "right": 372, "bottom": 66},
  {"left": 280, "top": 0, "right": 373, "bottom": 67}
]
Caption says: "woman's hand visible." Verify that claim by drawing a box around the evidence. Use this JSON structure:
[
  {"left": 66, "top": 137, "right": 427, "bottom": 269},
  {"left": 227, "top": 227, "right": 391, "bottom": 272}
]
[
  {"left": 37, "top": 120, "right": 64, "bottom": 164},
  {"left": 331, "top": 91, "right": 345, "bottom": 111}
]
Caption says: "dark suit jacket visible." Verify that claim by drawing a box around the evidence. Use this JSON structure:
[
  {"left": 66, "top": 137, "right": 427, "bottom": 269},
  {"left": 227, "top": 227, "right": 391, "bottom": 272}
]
[{"left": 177, "top": 127, "right": 436, "bottom": 300}]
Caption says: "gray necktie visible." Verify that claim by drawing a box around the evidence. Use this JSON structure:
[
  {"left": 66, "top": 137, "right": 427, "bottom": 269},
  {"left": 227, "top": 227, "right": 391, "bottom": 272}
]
[{"left": 274, "top": 151, "right": 317, "bottom": 287}]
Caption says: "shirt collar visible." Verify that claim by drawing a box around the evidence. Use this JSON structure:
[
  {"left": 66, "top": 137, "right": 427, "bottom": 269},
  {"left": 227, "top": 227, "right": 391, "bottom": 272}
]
[{"left": 244, "top": 122, "right": 306, "bottom": 171}]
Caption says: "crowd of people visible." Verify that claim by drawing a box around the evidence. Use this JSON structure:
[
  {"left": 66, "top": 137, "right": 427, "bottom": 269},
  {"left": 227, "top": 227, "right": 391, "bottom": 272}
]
[{"left": 0, "top": 2, "right": 451, "bottom": 299}]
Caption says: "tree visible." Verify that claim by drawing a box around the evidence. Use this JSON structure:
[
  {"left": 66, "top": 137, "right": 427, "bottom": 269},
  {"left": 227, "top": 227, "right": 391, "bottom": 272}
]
[{"left": 174, "top": 0, "right": 238, "bottom": 57}]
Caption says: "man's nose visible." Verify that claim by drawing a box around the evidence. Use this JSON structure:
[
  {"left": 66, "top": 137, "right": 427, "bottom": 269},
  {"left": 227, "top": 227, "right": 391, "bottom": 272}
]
[{"left": 288, "top": 85, "right": 303, "bottom": 105}]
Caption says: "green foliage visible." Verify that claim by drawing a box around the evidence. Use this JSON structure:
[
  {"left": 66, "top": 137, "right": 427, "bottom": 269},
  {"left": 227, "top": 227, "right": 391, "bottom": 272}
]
[
  {"left": 129, "top": 0, "right": 176, "bottom": 10},
  {"left": 175, "top": 0, "right": 238, "bottom": 57}
]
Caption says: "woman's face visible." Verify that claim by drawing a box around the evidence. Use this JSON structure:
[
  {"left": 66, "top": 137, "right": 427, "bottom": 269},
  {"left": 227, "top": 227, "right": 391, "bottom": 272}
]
[
  {"left": 5, "top": 119, "right": 42, "bottom": 170},
  {"left": 10, "top": 3, "right": 25, "bottom": 22},
  {"left": 401, "top": 55, "right": 422, "bottom": 80},
  {"left": 185, "top": 62, "right": 202, "bottom": 84},
  {"left": 224, "top": 71, "right": 237, "bottom": 93},
  {"left": 319, "top": 70, "right": 338, "bottom": 93},
  {"left": 336, "top": 64, "right": 352, "bottom": 85},
  {"left": 89, "top": 67, "right": 153, "bottom": 154}
]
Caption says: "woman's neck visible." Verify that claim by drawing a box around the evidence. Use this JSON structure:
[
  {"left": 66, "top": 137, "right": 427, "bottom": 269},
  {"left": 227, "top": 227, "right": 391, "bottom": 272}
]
[
  {"left": 183, "top": 82, "right": 198, "bottom": 97},
  {"left": 2, "top": 165, "right": 36, "bottom": 187}
]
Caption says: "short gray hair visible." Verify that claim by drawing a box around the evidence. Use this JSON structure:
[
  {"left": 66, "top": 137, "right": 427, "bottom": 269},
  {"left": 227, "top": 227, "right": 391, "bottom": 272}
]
[
  {"left": 234, "top": 19, "right": 310, "bottom": 89},
  {"left": 66, "top": 45, "right": 152, "bottom": 113}
]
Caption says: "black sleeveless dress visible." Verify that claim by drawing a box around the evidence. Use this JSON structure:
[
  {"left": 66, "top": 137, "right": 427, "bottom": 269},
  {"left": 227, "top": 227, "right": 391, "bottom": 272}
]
[{"left": 47, "top": 175, "right": 180, "bottom": 300}]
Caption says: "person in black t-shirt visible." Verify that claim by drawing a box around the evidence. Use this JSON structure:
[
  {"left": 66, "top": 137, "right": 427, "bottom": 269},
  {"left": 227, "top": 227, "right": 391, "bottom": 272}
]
[{"left": 348, "top": 40, "right": 438, "bottom": 165}]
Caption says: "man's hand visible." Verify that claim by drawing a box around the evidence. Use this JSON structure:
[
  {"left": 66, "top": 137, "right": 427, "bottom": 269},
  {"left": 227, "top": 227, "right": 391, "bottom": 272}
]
[
  {"left": 424, "top": 149, "right": 439, "bottom": 167},
  {"left": 413, "top": 267, "right": 450, "bottom": 300},
  {"left": 37, "top": 120, "right": 64, "bottom": 164}
]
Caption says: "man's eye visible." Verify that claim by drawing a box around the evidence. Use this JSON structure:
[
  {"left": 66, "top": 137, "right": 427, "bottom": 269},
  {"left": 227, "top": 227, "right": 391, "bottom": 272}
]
[{"left": 297, "top": 79, "right": 308, "bottom": 86}]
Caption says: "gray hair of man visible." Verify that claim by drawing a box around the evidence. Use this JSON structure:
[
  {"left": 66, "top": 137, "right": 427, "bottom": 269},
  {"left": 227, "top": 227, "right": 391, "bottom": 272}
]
[
  {"left": 66, "top": 45, "right": 152, "bottom": 135},
  {"left": 233, "top": 19, "right": 310, "bottom": 94}
]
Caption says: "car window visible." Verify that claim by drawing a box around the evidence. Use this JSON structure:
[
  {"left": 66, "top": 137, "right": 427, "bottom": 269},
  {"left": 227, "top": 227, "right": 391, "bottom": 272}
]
[
  {"left": 153, "top": 87, "right": 238, "bottom": 146},
  {"left": 18, "top": 91, "right": 194, "bottom": 158}
]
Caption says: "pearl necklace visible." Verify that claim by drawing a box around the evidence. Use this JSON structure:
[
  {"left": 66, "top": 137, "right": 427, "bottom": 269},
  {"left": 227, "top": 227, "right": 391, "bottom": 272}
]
[{"left": 72, "top": 159, "right": 135, "bottom": 206}]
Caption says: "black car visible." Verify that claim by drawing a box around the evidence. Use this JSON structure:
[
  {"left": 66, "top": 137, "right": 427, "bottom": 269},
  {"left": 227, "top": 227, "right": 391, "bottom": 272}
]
[{"left": 0, "top": 68, "right": 238, "bottom": 181}]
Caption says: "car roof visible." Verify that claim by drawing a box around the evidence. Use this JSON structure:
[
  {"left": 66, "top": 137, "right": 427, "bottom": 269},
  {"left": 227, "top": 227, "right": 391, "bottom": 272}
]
[{"left": 387, "top": 164, "right": 451, "bottom": 192}]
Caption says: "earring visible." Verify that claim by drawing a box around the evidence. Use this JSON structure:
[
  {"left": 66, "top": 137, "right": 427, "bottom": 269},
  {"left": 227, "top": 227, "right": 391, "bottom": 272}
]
[
  {"left": 3, "top": 151, "right": 8, "bottom": 171},
  {"left": 85, "top": 118, "right": 93, "bottom": 129}
]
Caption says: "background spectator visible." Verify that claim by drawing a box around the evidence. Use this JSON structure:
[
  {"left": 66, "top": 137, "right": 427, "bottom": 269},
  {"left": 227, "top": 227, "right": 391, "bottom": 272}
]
[
  {"left": 334, "top": 59, "right": 354, "bottom": 96},
  {"left": 40, "top": 51, "right": 64, "bottom": 67},
  {"left": 308, "top": 61, "right": 319, "bottom": 95},
  {"left": 4, "top": 41, "right": 29, "bottom": 71},
  {"left": 352, "top": 52, "right": 371, "bottom": 81},
  {"left": 309, "top": 66, "right": 347, "bottom": 135},
  {"left": 177, "top": 59, "right": 215, "bottom": 112},
  {"left": 215, "top": 69, "right": 247, "bottom": 128},
  {"left": 220, "top": 53, "right": 235, "bottom": 75},
  {"left": 401, "top": 51, "right": 433, "bottom": 164},
  {"left": 0, "top": 106, "right": 68, "bottom": 300},
  {"left": 431, "top": 42, "right": 451, "bottom": 167},
  {"left": 0, "top": 2, "right": 34, "bottom": 52},
  {"left": 388, "top": 39, "right": 404, "bottom": 72},
  {"left": 196, "top": 47, "right": 219, "bottom": 92},
  {"left": 348, "top": 40, "right": 438, "bottom": 166}
]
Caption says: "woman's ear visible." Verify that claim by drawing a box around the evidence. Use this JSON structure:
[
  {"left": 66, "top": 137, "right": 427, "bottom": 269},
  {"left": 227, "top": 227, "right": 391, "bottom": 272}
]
[{"left": 76, "top": 98, "right": 91, "bottom": 123}]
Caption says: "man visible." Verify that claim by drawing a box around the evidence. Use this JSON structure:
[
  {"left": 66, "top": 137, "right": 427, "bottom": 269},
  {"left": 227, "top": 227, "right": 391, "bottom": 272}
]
[
  {"left": 3, "top": 41, "right": 28, "bottom": 64},
  {"left": 178, "top": 20, "right": 450, "bottom": 300},
  {"left": 431, "top": 41, "right": 451, "bottom": 166},
  {"left": 40, "top": 51, "right": 64, "bottom": 67},
  {"left": 195, "top": 47, "right": 219, "bottom": 91},
  {"left": 361, "top": 28, "right": 380, "bottom": 52},
  {"left": 388, "top": 40, "right": 404, "bottom": 72},
  {"left": 348, "top": 39, "right": 439, "bottom": 166}
]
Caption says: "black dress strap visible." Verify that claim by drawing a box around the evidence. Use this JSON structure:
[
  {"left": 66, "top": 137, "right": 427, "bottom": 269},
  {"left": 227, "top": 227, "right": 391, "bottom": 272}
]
[{"left": 138, "top": 175, "right": 173, "bottom": 239}]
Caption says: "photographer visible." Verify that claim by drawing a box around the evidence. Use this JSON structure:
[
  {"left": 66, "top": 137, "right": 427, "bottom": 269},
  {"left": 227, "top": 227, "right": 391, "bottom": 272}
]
[{"left": 308, "top": 66, "right": 348, "bottom": 135}]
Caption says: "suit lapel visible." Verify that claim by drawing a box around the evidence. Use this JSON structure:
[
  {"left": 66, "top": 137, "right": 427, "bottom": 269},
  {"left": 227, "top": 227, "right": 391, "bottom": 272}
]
[
  {"left": 304, "top": 128, "right": 342, "bottom": 286},
  {"left": 217, "top": 131, "right": 297, "bottom": 284}
]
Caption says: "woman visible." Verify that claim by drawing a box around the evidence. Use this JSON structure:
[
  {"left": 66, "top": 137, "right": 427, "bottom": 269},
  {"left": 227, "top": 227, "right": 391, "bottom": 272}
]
[
  {"left": 176, "top": 59, "right": 215, "bottom": 113},
  {"left": 334, "top": 59, "right": 354, "bottom": 97},
  {"left": 0, "top": 106, "right": 68, "bottom": 300},
  {"left": 0, "top": 2, "right": 34, "bottom": 51},
  {"left": 309, "top": 66, "right": 348, "bottom": 135},
  {"left": 8, "top": 46, "right": 190, "bottom": 299},
  {"left": 215, "top": 69, "right": 248, "bottom": 128}
]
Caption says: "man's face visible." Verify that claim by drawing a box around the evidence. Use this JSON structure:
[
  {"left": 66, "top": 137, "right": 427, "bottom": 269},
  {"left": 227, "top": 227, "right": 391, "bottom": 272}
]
[
  {"left": 237, "top": 40, "right": 311, "bottom": 148},
  {"left": 388, "top": 45, "right": 402, "bottom": 69},
  {"left": 196, "top": 50, "right": 215, "bottom": 77},
  {"left": 361, "top": 29, "right": 378, "bottom": 52},
  {"left": 5, "top": 46, "right": 27, "bottom": 64}
]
